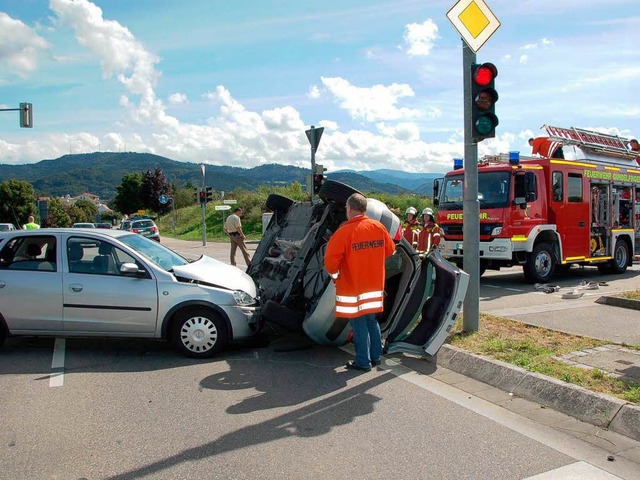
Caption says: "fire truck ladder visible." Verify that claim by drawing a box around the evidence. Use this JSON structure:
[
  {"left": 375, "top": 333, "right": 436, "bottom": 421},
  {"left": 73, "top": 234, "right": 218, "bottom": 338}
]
[{"left": 543, "top": 125, "right": 637, "bottom": 164}]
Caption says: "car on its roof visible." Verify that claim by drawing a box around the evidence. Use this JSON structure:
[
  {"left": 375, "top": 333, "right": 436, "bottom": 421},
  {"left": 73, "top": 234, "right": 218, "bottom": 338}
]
[
  {"left": 246, "top": 180, "right": 469, "bottom": 357},
  {"left": 0, "top": 228, "right": 259, "bottom": 358},
  {"left": 72, "top": 222, "right": 96, "bottom": 228},
  {"left": 0, "top": 223, "right": 16, "bottom": 232}
]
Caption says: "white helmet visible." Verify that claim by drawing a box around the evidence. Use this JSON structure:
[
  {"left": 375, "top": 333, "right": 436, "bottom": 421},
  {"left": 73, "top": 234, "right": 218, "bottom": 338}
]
[
  {"left": 422, "top": 207, "right": 434, "bottom": 217},
  {"left": 406, "top": 207, "right": 417, "bottom": 216}
]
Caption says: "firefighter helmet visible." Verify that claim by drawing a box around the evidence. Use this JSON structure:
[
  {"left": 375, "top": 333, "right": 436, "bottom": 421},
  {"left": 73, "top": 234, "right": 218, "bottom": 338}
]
[
  {"left": 422, "top": 207, "right": 434, "bottom": 217},
  {"left": 406, "top": 207, "right": 417, "bottom": 216}
]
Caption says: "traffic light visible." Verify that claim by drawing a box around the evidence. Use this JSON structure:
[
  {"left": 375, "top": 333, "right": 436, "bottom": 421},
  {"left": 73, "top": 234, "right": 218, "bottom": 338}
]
[
  {"left": 199, "top": 190, "right": 206, "bottom": 204},
  {"left": 19, "top": 102, "right": 33, "bottom": 128},
  {"left": 205, "top": 186, "right": 213, "bottom": 203},
  {"left": 313, "top": 164, "right": 326, "bottom": 194},
  {"left": 470, "top": 63, "right": 498, "bottom": 143},
  {"left": 193, "top": 187, "right": 199, "bottom": 203}
]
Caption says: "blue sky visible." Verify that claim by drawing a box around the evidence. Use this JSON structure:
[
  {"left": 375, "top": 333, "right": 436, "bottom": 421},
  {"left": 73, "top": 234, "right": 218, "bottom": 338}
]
[{"left": 0, "top": 0, "right": 638, "bottom": 173}]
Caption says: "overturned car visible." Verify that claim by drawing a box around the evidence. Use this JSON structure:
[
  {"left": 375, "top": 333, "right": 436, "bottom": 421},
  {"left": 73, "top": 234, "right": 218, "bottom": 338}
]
[{"left": 248, "top": 180, "right": 469, "bottom": 358}]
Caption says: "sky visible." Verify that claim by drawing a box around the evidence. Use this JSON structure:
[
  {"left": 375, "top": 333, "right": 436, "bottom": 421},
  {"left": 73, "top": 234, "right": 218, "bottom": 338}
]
[{"left": 0, "top": 0, "right": 638, "bottom": 174}]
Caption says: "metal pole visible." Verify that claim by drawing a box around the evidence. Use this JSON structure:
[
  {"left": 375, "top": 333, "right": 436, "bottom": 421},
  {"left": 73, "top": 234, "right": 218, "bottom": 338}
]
[
  {"left": 201, "top": 164, "right": 206, "bottom": 246},
  {"left": 462, "top": 40, "right": 480, "bottom": 332}
]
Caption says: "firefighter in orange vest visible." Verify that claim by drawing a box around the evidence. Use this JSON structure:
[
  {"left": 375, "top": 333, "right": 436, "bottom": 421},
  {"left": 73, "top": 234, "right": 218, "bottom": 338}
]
[
  {"left": 529, "top": 137, "right": 564, "bottom": 159},
  {"left": 402, "top": 206, "right": 420, "bottom": 249},
  {"left": 324, "top": 193, "right": 395, "bottom": 372},
  {"left": 417, "top": 207, "right": 442, "bottom": 252}
]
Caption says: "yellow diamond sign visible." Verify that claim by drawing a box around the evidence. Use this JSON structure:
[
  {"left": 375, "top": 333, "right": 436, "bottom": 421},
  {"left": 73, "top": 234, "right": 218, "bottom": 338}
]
[{"left": 447, "top": 0, "right": 500, "bottom": 52}]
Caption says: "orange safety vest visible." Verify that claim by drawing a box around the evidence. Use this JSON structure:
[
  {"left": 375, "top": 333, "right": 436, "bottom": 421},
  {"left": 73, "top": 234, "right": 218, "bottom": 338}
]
[{"left": 324, "top": 215, "right": 395, "bottom": 318}]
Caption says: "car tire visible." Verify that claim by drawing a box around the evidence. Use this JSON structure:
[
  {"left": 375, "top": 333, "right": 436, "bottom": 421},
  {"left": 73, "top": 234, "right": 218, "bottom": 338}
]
[
  {"left": 266, "top": 194, "right": 294, "bottom": 213},
  {"left": 318, "top": 180, "right": 362, "bottom": 205},
  {"left": 598, "top": 239, "right": 629, "bottom": 275},
  {"left": 172, "top": 308, "right": 227, "bottom": 358},
  {"left": 523, "top": 243, "right": 555, "bottom": 283}
]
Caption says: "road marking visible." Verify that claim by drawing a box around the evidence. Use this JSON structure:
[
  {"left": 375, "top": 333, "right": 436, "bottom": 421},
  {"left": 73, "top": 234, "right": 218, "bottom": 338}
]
[
  {"left": 484, "top": 284, "right": 525, "bottom": 292},
  {"left": 49, "top": 338, "right": 66, "bottom": 388},
  {"left": 523, "top": 461, "right": 622, "bottom": 479}
]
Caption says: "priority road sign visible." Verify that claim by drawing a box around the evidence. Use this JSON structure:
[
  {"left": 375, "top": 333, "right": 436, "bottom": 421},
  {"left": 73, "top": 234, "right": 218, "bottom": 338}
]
[{"left": 446, "top": 0, "right": 500, "bottom": 53}]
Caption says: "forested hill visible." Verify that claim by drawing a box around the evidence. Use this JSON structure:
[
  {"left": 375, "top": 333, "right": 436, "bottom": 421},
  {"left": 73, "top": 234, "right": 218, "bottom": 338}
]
[{"left": 0, "top": 152, "right": 442, "bottom": 200}]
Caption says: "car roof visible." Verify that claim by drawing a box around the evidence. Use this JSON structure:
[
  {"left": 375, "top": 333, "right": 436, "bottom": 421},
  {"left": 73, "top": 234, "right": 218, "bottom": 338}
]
[{"left": 0, "top": 228, "right": 132, "bottom": 239}]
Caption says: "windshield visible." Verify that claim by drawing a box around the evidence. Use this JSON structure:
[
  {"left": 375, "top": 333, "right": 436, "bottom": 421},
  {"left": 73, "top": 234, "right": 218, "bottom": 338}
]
[
  {"left": 119, "top": 233, "right": 189, "bottom": 270},
  {"left": 439, "top": 171, "right": 511, "bottom": 210}
]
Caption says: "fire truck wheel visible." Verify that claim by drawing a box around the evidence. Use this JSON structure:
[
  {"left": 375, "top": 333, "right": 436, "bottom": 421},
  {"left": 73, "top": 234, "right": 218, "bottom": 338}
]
[
  {"left": 599, "top": 239, "right": 629, "bottom": 275},
  {"left": 523, "top": 243, "right": 555, "bottom": 284}
]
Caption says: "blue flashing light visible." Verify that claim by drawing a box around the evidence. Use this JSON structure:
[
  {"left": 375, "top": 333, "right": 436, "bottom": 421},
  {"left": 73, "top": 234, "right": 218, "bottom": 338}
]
[
  {"left": 453, "top": 158, "right": 463, "bottom": 169},
  {"left": 508, "top": 151, "right": 520, "bottom": 165}
]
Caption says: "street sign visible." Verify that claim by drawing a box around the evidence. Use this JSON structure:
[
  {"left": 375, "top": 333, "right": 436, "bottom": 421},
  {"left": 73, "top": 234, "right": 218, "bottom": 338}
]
[
  {"left": 215, "top": 205, "right": 232, "bottom": 211},
  {"left": 223, "top": 199, "right": 237, "bottom": 204},
  {"left": 446, "top": 0, "right": 500, "bottom": 53},
  {"left": 159, "top": 194, "right": 169, "bottom": 205},
  {"left": 305, "top": 126, "right": 324, "bottom": 150}
]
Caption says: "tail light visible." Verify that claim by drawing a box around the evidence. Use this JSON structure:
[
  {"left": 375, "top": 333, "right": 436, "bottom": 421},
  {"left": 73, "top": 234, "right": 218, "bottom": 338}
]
[
  {"left": 131, "top": 228, "right": 139, "bottom": 233},
  {"left": 393, "top": 225, "right": 403, "bottom": 242}
]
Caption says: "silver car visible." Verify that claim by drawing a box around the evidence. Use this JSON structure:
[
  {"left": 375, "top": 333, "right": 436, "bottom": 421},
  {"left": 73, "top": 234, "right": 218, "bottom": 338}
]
[{"left": 0, "top": 229, "right": 259, "bottom": 358}]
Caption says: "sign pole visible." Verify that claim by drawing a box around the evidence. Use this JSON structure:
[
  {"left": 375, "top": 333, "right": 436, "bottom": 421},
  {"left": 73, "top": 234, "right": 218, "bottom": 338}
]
[
  {"left": 462, "top": 41, "right": 480, "bottom": 332},
  {"left": 305, "top": 126, "right": 324, "bottom": 203}
]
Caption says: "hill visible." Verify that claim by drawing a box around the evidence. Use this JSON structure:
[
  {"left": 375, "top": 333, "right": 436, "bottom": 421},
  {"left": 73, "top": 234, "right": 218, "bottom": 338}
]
[{"left": 0, "top": 152, "right": 443, "bottom": 200}]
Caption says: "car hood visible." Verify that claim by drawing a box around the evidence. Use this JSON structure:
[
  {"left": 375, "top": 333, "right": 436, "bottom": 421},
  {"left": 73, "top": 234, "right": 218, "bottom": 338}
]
[{"left": 172, "top": 255, "right": 257, "bottom": 296}]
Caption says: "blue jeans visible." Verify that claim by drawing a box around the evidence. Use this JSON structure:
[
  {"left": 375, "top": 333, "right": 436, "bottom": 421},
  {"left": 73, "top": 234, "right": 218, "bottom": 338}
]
[{"left": 350, "top": 313, "right": 382, "bottom": 368}]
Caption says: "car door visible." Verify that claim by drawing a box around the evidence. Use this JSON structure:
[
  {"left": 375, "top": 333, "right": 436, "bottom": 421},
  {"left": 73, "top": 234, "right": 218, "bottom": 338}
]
[
  {"left": 62, "top": 236, "right": 159, "bottom": 334},
  {"left": 382, "top": 242, "right": 469, "bottom": 357},
  {"left": 0, "top": 234, "right": 63, "bottom": 332}
]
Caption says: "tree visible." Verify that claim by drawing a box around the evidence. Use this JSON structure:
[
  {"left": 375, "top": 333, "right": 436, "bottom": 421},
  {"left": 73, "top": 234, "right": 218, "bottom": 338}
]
[
  {"left": 43, "top": 198, "right": 72, "bottom": 228},
  {"left": 140, "top": 167, "right": 171, "bottom": 214},
  {"left": 113, "top": 173, "right": 144, "bottom": 215},
  {"left": 0, "top": 179, "right": 37, "bottom": 226},
  {"left": 74, "top": 199, "right": 99, "bottom": 223}
]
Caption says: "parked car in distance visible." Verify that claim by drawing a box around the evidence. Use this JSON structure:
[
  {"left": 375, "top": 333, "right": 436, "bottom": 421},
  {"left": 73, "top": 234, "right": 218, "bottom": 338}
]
[
  {"left": 119, "top": 220, "right": 132, "bottom": 231},
  {"left": 0, "top": 229, "right": 259, "bottom": 357},
  {"left": 72, "top": 222, "right": 96, "bottom": 228},
  {"left": 0, "top": 223, "right": 17, "bottom": 232},
  {"left": 95, "top": 222, "right": 112, "bottom": 229},
  {"left": 130, "top": 218, "right": 160, "bottom": 242}
]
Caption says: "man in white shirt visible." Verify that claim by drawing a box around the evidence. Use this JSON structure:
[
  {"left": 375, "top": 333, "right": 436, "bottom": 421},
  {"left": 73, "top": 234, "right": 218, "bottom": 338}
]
[{"left": 223, "top": 207, "right": 251, "bottom": 267}]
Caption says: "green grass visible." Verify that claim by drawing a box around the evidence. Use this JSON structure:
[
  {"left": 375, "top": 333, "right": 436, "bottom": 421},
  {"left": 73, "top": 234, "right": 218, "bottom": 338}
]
[{"left": 449, "top": 314, "right": 640, "bottom": 404}]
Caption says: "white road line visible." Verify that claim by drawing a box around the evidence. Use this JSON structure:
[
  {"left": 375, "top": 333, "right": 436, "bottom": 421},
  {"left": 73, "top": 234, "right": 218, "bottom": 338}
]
[
  {"left": 49, "top": 338, "right": 66, "bottom": 388},
  {"left": 484, "top": 284, "right": 526, "bottom": 292}
]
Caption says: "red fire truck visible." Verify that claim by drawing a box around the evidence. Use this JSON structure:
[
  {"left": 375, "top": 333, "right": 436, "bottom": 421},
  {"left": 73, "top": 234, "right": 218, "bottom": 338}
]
[{"left": 434, "top": 125, "right": 640, "bottom": 283}]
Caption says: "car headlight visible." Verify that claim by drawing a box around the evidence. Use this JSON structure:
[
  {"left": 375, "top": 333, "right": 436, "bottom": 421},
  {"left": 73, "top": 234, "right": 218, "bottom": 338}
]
[
  {"left": 491, "top": 227, "right": 502, "bottom": 236},
  {"left": 233, "top": 290, "right": 255, "bottom": 306}
]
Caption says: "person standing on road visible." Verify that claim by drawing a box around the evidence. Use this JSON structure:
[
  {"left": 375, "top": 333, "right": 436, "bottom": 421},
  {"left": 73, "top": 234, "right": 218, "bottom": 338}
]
[
  {"left": 22, "top": 215, "right": 40, "bottom": 230},
  {"left": 223, "top": 207, "right": 252, "bottom": 267},
  {"left": 324, "top": 193, "right": 395, "bottom": 372}
]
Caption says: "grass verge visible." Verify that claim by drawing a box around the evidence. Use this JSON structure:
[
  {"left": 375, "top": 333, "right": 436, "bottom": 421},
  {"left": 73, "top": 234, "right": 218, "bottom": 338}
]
[{"left": 448, "top": 314, "right": 640, "bottom": 404}]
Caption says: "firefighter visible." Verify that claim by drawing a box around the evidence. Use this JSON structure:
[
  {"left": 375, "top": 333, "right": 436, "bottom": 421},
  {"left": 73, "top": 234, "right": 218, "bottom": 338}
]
[
  {"left": 529, "top": 137, "right": 564, "bottom": 159},
  {"left": 417, "top": 207, "right": 442, "bottom": 252},
  {"left": 402, "top": 206, "right": 420, "bottom": 249}
]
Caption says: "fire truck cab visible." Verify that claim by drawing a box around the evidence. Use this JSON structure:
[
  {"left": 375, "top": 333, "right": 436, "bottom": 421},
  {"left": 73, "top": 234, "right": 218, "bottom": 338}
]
[{"left": 435, "top": 126, "right": 640, "bottom": 283}]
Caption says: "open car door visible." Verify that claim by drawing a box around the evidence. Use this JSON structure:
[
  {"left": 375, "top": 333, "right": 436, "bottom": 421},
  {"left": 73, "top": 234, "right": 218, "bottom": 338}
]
[{"left": 382, "top": 245, "right": 469, "bottom": 357}]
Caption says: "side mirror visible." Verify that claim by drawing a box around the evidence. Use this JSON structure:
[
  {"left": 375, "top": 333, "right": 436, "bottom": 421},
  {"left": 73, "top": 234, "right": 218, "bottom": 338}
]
[
  {"left": 433, "top": 178, "right": 441, "bottom": 206},
  {"left": 120, "top": 262, "right": 143, "bottom": 275}
]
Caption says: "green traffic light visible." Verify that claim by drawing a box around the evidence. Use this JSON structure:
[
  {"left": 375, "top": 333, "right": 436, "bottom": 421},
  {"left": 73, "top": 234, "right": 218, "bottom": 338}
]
[{"left": 475, "top": 114, "right": 498, "bottom": 135}]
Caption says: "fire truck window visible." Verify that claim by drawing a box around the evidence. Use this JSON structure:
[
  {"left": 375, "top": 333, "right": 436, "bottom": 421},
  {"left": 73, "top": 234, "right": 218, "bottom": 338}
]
[
  {"left": 552, "top": 171, "right": 563, "bottom": 202},
  {"left": 568, "top": 173, "right": 583, "bottom": 203}
]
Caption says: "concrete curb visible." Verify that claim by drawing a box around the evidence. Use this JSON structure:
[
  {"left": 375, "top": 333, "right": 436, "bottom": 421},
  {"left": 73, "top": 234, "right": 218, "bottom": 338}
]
[
  {"left": 436, "top": 344, "right": 640, "bottom": 442},
  {"left": 595, "top": 295, "right": 640, "bottom": 311}
]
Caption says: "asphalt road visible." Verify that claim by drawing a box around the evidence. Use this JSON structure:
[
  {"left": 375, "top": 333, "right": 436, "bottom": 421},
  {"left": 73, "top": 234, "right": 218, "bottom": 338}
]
[{"left": 1, "top": 237, "right": 639, "bottom": 479}]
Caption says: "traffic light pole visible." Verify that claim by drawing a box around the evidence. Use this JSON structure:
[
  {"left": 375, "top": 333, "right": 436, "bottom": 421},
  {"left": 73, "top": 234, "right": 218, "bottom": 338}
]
[
  {"left": 462, "top": 41, "right": 480, "bottom": 332},
  {"left": 201, "top": 164, "right": 207, "bottom": 246}
]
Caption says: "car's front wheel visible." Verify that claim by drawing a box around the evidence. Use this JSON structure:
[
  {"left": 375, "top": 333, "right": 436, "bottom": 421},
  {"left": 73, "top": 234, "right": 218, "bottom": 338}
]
[{"left": 172, "top": 308, "right": 227, "bottom": 358}]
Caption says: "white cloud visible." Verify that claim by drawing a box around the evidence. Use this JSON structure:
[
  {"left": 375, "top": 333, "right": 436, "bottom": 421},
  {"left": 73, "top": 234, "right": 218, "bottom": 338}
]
[
  {"left": 321, "top": 77, "right": 420, "bottom": 122},
  {"left": 168, "top": 92, "right": 188, "bottom": 105},
  {"left": 308, "top": 85, "right": 321, "bottom": 99},
  {"left": 403, "top": 19, "right": 438, "bottom": 57},
  {"left": 0, "top": 12, "right": 49, "bottom": 77},
  {"left": 519, "top": 55, "right": 528, "bottom": 64}
]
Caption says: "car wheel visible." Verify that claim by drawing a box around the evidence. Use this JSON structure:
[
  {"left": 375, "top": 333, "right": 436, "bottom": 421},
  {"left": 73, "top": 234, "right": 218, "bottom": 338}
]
[
  {"left": 599, "top": 239, "right": 629, "bottom": 275},
  {"left": 172, "top": 308, "right": 227, "bottom": 358},
  {"left": 523, "top": 243, "right": 555, "bottom": 283},
  {"left": 318, "top": 180, "right": 362, "bottom": 205},
  {"left": 266, "top": 193, "right": 294, "bottom": 212}
]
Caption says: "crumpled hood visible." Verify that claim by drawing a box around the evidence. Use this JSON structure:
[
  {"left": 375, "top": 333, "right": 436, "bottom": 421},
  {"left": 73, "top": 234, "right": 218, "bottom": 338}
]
[{"left": 172, "top": 255, "right": 257, "bottom": 297}]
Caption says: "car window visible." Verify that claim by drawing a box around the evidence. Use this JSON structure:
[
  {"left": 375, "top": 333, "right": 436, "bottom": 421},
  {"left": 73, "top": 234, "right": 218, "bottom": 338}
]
[
  {"left": 0, "top": 235, "right": 57, "bottom": 272},
  {"left": 118, "top": 233, "right": 188, "bottom": 270},
  {"left": 132, "top": 220, "right": 155, "bottom": 228},
  {"left": 67, "top": 237, "right": 138, "bottom": 275}
]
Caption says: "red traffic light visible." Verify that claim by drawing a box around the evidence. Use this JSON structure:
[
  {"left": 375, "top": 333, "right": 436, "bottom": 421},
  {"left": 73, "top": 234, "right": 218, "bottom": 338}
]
[{"left": 473, "top": 63, "right": 497, "bottom": 86}]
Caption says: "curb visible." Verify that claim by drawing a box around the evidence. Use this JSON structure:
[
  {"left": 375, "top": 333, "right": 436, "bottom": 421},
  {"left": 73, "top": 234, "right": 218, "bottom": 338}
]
[
  {"left": 435, "top": 344, "right": 640, "bottom": 442},
  {"left": 595, "top": 295, "right": 640, "bottom": 311}
]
